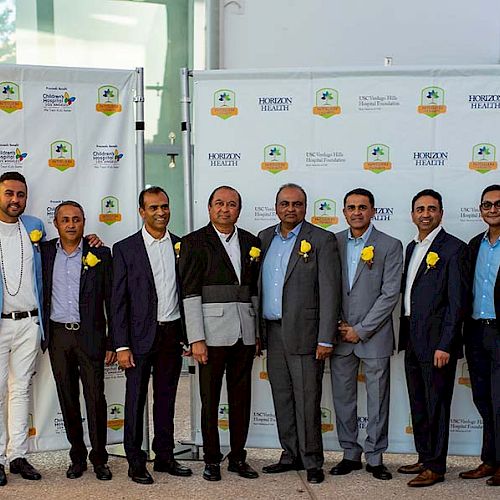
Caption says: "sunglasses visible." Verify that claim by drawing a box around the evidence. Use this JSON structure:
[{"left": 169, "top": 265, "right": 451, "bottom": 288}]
[{"left": 479, "top": 200, "right": 500, "bottom": 210}]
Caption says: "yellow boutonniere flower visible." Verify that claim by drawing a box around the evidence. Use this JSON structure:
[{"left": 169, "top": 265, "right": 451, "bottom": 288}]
[
  {"left": 29, "top": 229, "right": 43, "bottom": 244},
  {"left": 249, "top": 246, "right": 261, "bottom": 262},
  {"left": 174, "top": 241, "right": 181, "bottom": 259},
  {"left": 426, "top": 251, "right": 439, "bottom": 271},
  {"left": 299, "top": 239, "right": 312, "bottom": 262},
  {"left": 82, "top": 251, "right": 101, "bottom": 270},
  {"left": 360, "top": 245, "right": 374, "bottom": 269}
]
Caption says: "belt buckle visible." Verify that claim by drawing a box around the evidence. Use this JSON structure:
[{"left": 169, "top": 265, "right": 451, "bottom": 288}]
[
  {"left": 12, "top": 311, "right": 21, "bottom": 320},
  {"left": 64, "top": 322, "right": 80, "bottom": 331}
]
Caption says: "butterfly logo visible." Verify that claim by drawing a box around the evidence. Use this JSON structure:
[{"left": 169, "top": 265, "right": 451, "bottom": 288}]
[
  {"left": 114, "top": 149, "right": 123, "bottom": 162},
  {"left": 15, "top": 148, "right": 27, "bottom": 162},
  {"left": 64, "top": 92, "right": 76, "bottom": 105}
]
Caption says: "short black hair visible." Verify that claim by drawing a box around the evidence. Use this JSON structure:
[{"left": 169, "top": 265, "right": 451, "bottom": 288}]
[
  {"left": 343, "top": 188, "right": 375, "bottom": 207},
  {"left": 275, "top": 183, "right": 307, "bottom": 206},
  {"left": 139, "top": 186, "right": 169, "bottom": 209},
  {"left": 0, "top": 171, "right": 27, "bottom": 191},
  {"left": 54, "top": 200, "right": 85, "bottom": 220},
  {"left": 208, "top": 185, "right": 242, "bottom": 209},
  {"left": 481, "top": 184, "right": 500, "bottom": 202},
  {"left": 411, "top": 189, "right": 443, "bottom": 211}
]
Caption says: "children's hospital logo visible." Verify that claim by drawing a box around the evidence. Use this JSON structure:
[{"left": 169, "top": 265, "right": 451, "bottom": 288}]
[{"left": 468, "top": 143, "right": 497, "bottom": 174}]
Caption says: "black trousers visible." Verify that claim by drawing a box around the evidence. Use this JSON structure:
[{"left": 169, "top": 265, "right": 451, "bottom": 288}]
[
  {"left": 124, "top": 320, "right": 183, "bottom": 468},
  {"left": 198, "top": 339, "right": 255, "bottom": 464},
  {"left": 465, "top": 321, "right": 500, "bottom": 465},
  {"left": 48, "top": 322, "right": 108, "bottom": 466},
  {"left": 404, "top": 346, "right": 457, "bottom": 475}
]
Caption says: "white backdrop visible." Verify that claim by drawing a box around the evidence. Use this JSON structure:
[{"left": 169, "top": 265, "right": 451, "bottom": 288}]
[
  {"left": 0, "top": 64, "right": 139, "bottom": 452},
  {"left": 190, "top": 65, "right": 499, "bottom": 455}
]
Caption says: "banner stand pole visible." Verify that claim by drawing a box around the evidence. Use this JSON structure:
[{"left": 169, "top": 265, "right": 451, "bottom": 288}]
[{"left": 176, "top": 67, "right": 203, "bottom": 461}]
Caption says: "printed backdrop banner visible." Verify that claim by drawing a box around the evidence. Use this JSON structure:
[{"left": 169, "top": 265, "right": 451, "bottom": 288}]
[
  {"left": 190, "top": 65, "right": 499, "bottom": 455},
  {"left": 0, "top": 64, "right": 139, "bottom": 452}
]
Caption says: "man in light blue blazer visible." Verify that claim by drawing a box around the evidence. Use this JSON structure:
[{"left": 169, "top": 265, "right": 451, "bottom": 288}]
[
  {"left": 0, "top": 172, "right": 44, "bottom": 486},
  {"left": 330, "top": 188, "right": 403, "bottom": 481}
]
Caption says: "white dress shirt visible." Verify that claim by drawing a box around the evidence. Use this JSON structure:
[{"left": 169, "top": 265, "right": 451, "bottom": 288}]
[
  {"left": 142, "top": 226, "right": 180, "bottom": 322},
  {"left": 213, "top": 224, "right": 241, "bottom": 283},
  {"left": 404, "top": 225, "right": 442, "bottom": 316}
]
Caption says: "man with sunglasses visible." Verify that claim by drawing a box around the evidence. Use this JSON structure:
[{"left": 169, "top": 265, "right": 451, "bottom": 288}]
[{"left": 460, "top": 184, "right": 500, "bottom": 486}]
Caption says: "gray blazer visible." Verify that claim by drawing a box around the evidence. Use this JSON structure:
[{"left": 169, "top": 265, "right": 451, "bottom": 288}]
[
  {"left": 259, "top": 221, "right": 341, "bottom": 354},
  {"left": 335, "top": 226, "right": 403, "bottom": 359}
]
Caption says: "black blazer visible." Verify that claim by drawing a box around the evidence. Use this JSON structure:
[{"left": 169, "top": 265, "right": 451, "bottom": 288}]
[
  {"left": 111, "top": 230, "right": 185, "bottom": 355},
  {"left": 179, "top": 223, "right": 260, "bottom": 299},
  {"left": 464, "top": 232, "right": 500, "bottom": 336},
  {"left": 399, "top": 229, "right": 468, "bottom": 361},
  {"left": 41, "top": 238, "right": 113, "bottom": 360}
]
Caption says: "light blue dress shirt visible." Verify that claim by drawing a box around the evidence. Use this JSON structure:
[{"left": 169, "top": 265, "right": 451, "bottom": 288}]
[
  {"left": 346, "top": 224, "right": 374, "bottom": 289},
  {"left": 50, "top": 239, "right": 82, "bottom": 323},
  {"left": 262, "top": 222, "right": 303, "bottom": 320},
  {"left": 472, "top": 232, "right": 500, "bottom": 319}
]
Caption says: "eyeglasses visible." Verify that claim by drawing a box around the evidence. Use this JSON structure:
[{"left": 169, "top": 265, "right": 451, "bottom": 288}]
[{"left": 479, "top": 200, "right": 500, "bottom": 210}]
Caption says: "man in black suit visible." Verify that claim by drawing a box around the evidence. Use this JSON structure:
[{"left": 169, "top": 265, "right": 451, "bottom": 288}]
[
  {"left": 398, "top": 189, "right": 468, "bottom": 487},
  {"left": 41, "top": 201, "right": 114, "bottom": 481},
  {"left": 179, "top": 186, "right": 260, "bottom": 482},
  {"left": 111, "top": 186, "right": 191, "bottom": 485},
  {"left": 459, "top": 184, "right": 500, "bottom": 486}
]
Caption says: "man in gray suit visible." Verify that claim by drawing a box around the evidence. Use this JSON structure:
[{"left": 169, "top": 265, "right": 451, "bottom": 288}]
[
  {"left": 330, "top": 188, "right": 403, "bottom": 480},
  {"left": 259, "top": 183, "right": 341, "bottom": 484}
]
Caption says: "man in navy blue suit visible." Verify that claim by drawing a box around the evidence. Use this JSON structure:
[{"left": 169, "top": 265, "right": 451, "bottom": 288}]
[
  {"left": 398, "top": 189, "right": 468, "bottom": 487},
  {"left": 111, "top": 186, "right": 191, "bottom": 485},
  {"left": 459, "top": 184, "right": 500, "bottom": 486}
]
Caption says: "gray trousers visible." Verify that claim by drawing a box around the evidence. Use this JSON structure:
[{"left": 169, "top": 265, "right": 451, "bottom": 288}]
[
  {"left": 330, "top": 353, "right": 390, "bottom": 466},
  {"left": 267, "top": 321, "right": 324, "bottom": 470}
]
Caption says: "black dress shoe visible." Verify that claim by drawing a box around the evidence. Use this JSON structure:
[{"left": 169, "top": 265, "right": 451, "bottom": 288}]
[
  {"left": 66, "top": 462, "right": 87, "bottom": 479},
  {"left": 9, "top": 458, "right": 42, "bottom": 480},
  {"left": 154, "top": 459, "right": 192, "bottom": 476},
  {"left": 262, "top": 461, "right": 303, "bottom": 474},
  {"left": 228, "top": 461, "right": 259, "bottom": 479},
  {"left": 366, "top": 464, "right": 392, "bottom": 480},
  {"left": 0, "top": 464, "right": 6, "bottom": 486},
  {"left": 203, "top": 463, "right": 221, "bottom": 481},
  {"left": 128, "top": 466, "right": 154, "bottom": 485},
  {"left": 94, "top": 464, "right": 112, "bottom": 481},
  {"left": 307, "top": 468, "right": 325, "bottom": 484},
  {"left": 329, "top": 459, "right": 362, "bottom": 476}
]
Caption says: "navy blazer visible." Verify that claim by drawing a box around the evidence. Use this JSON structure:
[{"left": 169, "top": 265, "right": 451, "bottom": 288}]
[
  {"left": 399, "top": 229, "right": 468, "bottom": 361},
  {"left": 41, "top": 238, "right": 113, "bottom": 360},
  {"left": 111, "top": 229, "right": 186, "bottom": 355},
  {"left": 464, "top": 232, "right": 500, "bottom": 336}
]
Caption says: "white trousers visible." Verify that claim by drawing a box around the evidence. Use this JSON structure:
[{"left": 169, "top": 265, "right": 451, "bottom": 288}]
[{"left": 0, "top": 317, "right": 41, "bottom": 466}]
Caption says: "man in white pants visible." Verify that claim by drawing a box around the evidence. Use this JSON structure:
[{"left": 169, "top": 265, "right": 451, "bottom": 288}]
[{"left": 0, "top": 171, "right": 44, "bottom": 486}]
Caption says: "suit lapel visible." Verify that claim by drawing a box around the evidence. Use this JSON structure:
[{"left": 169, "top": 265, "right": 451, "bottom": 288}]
[
  {"left": 412, "top": 228, "right": 447, "bottom": 286},
  {"left": 206, "top": 224, "right": 239, "bottom": 283},
  {"left": 135, "top": 230, "right": 155, "bottom": 287},
  {"left": 350, "top": 227, "right": 379, "bottom": 290},
  {"left": 79, "top": 239, "right": 90, "bottom": 295},
  {"left": 260, "top": 225, "right": 277, "bottom": 260},
  {"left": 284, "top": 222, "right": 310, "bottom": 285},
  {"left": 337, "top": 230, "right": 349, "bottom": 294}
]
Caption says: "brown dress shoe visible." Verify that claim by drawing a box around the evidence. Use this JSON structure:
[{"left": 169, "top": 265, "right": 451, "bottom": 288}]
[
  {"left": 460, "top": 463, "right": 496, "bottom": 479},
  {"left": 486, "top": 467, "right": 500, "bottom": 486},
  {"left": 397, "top": 462, "right": 425, "bottom": 474},
  {"left": 408, "top": 469, "right": 444, "bottom": 487}
]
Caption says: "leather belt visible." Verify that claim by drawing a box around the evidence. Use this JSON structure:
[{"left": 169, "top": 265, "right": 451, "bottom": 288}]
[
  {"left": 52, "top": 321, "right": 81, "bottom": 331},
  {"left": 474, "top": 318, "right": 497, "bottom": 327},
  {"left": 1, "top": 309, "right": 38, "bottom": 320}
]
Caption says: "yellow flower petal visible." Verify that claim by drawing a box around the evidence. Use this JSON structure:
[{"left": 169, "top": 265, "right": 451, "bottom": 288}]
[
  {"left": 174, "top": 242, "right": 181, "bottom": 255},
  {"left": 84, "top": 251, "right": 101, "bottom": 267},
  {"left": 360, "top": 245, "right": 374, "bottom": 262},
  {"left": 426, "top": 251, "right": 439, "bottom": 267},
  {"left": 29, "top": 229, "right": 43, "bottom": 243},
  {"left": 300, "top": 240, "right": 312, "bottom": 254},
  {"left": 249, "top": 246, "right": 261, "bottom": 259}
]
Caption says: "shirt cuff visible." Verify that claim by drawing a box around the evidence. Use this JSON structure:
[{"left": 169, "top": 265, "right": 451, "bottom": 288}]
[
  {"left": 318, "top": 342, "right": 333, "bottom": 347},
  {"left": 116, "top": 347, "right": 130, "bottom": 352}
]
